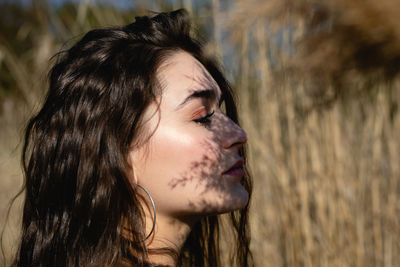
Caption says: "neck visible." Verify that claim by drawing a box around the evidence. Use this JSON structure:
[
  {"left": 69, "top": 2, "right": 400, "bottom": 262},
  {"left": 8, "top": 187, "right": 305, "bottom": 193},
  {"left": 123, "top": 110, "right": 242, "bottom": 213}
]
[{"left": 145, "top": 214, "right": 198, "bottom": 266}]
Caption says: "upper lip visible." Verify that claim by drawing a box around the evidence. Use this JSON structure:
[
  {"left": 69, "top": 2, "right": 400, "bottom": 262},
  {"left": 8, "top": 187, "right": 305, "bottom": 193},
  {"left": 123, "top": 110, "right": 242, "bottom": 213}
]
[{"left": 222, "top": 159, "right": 244, "bottom": 174}]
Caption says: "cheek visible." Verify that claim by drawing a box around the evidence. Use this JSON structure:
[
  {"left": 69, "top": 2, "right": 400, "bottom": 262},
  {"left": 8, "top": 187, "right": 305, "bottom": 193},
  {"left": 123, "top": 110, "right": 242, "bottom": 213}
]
[
  {"left": 135, "top": 124, "right": 223, "bottom": 212},
  {"left": 132, "top": 120, "right": 249, "bottom": 216},
  {"left": 153, "top": 125, "right": 219, "bottom": 180}
]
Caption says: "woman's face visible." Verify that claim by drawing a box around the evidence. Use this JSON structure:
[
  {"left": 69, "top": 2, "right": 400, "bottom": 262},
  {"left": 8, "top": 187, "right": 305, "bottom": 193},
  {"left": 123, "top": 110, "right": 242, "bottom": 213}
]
[{"left": 129, "top": 51, "right": 248, "bottom": 219}]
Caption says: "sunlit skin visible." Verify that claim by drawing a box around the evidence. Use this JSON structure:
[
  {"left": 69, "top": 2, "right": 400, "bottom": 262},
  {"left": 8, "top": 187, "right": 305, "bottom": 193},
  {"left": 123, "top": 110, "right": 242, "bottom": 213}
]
[{"left": 128, "top": 51, "right": 248, "bottom": 266}]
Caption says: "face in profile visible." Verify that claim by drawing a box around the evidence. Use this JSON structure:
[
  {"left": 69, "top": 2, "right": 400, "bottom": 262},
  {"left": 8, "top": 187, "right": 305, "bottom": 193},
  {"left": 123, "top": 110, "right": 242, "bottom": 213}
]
[{"left": 129, "top": 51, "right": 248, "bottom": 221}]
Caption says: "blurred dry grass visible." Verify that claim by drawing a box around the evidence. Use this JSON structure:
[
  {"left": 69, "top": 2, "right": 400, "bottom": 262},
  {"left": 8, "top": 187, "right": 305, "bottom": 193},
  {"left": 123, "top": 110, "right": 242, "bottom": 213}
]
[
  {"left": 1, "top": 0, "right": 399, "bottom": 266},
  {"left": 229, "top": 0, "right": 400, "bottom": 266}
]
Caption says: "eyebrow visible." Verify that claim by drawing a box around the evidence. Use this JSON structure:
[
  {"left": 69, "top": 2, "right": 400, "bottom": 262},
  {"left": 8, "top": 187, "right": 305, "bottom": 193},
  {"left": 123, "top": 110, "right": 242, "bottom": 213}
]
[{"left": 177, "top": 88, "right": 220, "bottom": 110}]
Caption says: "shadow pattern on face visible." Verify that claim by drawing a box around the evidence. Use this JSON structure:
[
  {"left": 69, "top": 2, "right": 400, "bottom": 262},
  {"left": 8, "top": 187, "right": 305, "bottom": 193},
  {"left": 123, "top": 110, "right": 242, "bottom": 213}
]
[{"left": 166, "top": 111, "right": 249, "bottom": 215}]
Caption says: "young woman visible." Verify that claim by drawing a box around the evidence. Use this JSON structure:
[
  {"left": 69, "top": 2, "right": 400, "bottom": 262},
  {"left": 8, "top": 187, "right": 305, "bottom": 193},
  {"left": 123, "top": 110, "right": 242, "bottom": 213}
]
[{"left": 13, "top": 9, "right": 252, "bottom": 267}]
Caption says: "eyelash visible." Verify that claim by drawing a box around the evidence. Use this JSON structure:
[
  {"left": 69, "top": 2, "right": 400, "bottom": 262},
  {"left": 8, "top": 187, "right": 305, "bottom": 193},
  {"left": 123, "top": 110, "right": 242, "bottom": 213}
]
[{"left": 193, "top": 110, "right": 215, "bottom": 125}]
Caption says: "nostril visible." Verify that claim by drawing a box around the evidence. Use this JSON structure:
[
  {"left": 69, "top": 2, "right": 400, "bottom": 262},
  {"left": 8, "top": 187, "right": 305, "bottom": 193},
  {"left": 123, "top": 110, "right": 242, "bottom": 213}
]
[
  {"left": 231, "top": 140, "right": 245, "bottom": 148},
  {"left": 236, "top": 133, "right": 248, "bottom": 147},
  {"left": 222, "top": 127, "right": 248, "bottom": 149}
]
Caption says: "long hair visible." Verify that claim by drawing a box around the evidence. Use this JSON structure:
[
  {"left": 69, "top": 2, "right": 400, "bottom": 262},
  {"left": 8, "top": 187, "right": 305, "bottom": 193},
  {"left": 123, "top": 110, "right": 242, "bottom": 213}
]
[{"left": 13, "top": 9, "right": 252, "bottom": 267}]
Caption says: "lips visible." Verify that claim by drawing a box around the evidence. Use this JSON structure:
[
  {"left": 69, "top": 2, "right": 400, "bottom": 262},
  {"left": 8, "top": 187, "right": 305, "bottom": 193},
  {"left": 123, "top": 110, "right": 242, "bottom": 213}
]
[{"left": 222, "top": 159, "right": 244, "bottom": 177}]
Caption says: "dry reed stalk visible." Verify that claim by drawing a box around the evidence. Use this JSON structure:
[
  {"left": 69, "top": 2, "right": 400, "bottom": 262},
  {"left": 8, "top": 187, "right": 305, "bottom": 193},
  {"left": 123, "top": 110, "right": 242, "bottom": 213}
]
[
  {"left": 212, "top": 0, "right": 221, "bottom": 58},
  {"left": 225, "top": 1, "right": 400, "bottom": 266}
]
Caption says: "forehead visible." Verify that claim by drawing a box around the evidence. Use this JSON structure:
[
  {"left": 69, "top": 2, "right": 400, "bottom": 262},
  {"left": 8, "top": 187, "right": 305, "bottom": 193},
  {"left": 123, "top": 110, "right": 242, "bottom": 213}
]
[{"left": 157, "top": 51, "right": 221, "bottom": 101}]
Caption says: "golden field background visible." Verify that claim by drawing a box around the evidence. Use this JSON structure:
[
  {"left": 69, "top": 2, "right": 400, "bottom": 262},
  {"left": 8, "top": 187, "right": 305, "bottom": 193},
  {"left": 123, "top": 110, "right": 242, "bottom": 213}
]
[{"left": 1, "top": 0, "right": 399, "bottom": 266}]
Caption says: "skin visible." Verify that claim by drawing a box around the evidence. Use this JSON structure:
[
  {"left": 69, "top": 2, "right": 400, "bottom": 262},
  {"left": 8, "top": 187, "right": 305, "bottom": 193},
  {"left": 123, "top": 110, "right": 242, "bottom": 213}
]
[{"left": 128, "top": 51, "right": 248, "bottom": 266}]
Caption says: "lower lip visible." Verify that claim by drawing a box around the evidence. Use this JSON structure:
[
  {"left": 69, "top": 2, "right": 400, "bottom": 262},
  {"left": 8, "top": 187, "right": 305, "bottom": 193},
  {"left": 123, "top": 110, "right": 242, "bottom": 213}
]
[{"left": 223, "top": 167, "right": 244, "bottom": 177}]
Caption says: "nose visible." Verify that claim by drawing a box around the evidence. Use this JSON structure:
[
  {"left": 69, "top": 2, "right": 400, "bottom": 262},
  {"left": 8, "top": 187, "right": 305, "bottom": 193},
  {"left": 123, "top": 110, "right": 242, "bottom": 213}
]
[{"left": 221, "top": 118, "right": 248, "bottom": 150}]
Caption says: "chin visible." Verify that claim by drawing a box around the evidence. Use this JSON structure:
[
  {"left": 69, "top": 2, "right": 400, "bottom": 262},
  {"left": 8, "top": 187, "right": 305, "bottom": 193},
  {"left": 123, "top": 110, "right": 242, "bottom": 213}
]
[
  {"left": 178, "top": 184, "right": 249, "bottom": 217},
  {"left": 204, "top": 186, "right": 250, "bottom": 215},
  {"left": 222, "top": 186, "right": 250, "bottom": 212}
]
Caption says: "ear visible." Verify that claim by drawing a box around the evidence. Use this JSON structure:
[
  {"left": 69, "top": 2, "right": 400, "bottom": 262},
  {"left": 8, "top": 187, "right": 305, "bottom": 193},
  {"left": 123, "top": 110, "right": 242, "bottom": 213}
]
[{"left": 127, "top": 151, "right": 138, "bottom": 184}]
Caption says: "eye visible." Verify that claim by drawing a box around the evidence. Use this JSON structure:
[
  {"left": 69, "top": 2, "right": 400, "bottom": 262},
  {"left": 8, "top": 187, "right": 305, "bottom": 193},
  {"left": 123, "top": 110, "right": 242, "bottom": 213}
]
[{"left": 193, "top": 110, "right": 215, "bottom": 126}]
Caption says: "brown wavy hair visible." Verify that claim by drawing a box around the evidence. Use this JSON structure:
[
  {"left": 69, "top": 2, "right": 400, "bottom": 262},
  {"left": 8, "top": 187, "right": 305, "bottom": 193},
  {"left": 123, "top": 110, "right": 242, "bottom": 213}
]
[{"left": 12, "top": 9, "right": 252, "bottom": 267}]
